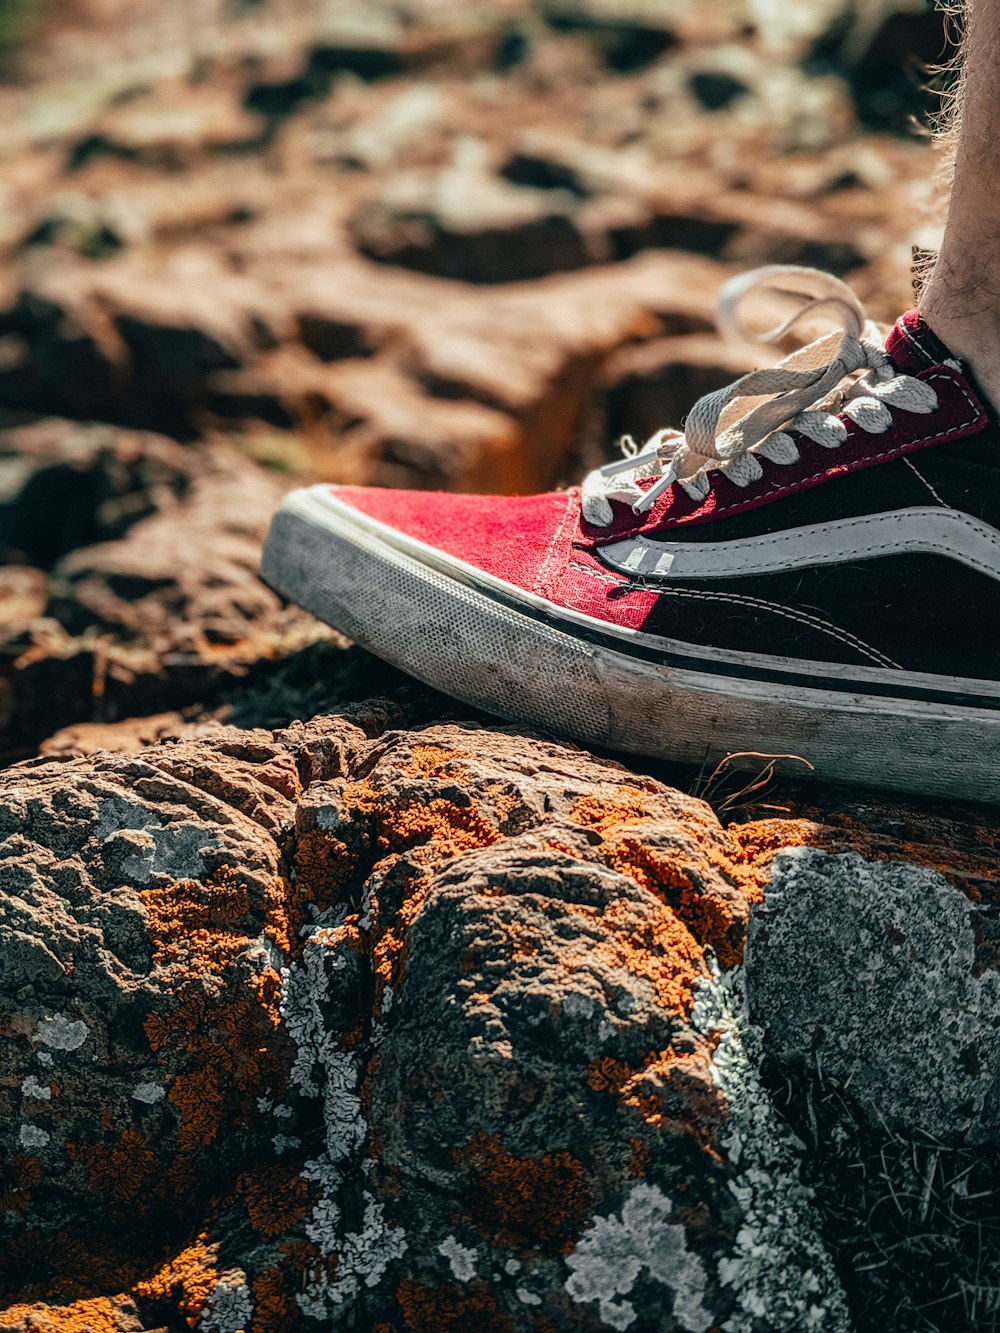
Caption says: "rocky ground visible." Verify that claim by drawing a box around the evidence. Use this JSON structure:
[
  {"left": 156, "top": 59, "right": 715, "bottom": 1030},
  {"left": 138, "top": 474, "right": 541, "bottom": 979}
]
[{"left": 4, "top": 1, "right": 998, "bottom": 1330}]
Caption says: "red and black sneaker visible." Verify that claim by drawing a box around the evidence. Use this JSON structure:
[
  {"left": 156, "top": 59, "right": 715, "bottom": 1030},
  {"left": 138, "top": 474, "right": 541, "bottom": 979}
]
[{"left": 262, "top": 266, "right": 1000, "bottom": 804}]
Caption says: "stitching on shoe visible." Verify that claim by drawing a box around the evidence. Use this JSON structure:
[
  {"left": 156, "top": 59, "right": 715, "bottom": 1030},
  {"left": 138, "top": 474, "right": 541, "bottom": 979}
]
[
  {"left": 896, "top": 317, "right": 938, "bottom": 365},
  {"left": 903, "top": 458, "right": 947, "bottom": 507},
  {"left": 653, "top": 587, "right": 901, "bottom": 668},
  {"left": 599, "top": 369, "right": 984, "bottom": 541},
  {"left": 535, "top": 493, "right": 578, "bottom": 599},
  {"left": 567, "top": 560, "right": 898, "bottom": 668},
  {"left": 568, "top": 560, "right": 626, "bottom": 586}
]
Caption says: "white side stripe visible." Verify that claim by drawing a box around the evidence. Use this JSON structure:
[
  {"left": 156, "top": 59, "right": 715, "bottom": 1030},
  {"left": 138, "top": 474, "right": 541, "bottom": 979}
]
[{"left": 597, "top": 507, "right": 1000, "bottom": 583}]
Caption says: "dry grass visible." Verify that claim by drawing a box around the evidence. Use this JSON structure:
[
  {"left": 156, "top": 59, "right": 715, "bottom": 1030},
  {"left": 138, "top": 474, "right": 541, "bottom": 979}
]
[{"left": 767, "top": 1057, "right": 1000, "bottom": 1332}]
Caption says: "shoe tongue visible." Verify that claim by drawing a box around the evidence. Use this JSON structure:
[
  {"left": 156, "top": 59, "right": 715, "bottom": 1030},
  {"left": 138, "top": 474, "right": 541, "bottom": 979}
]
[{"left": 884, "top": 309, "right": 954, "bottom": 374}]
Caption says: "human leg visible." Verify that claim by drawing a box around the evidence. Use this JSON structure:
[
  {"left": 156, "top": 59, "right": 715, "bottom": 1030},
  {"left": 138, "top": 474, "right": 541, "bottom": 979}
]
[{"left": 920, "top": 0, "right": 1000, "bottom": 408}]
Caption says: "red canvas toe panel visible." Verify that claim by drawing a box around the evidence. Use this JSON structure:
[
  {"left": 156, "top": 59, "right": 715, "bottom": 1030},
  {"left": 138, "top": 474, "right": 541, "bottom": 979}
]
[
  {"left": 546, "top": 544, "right": 659, "bottom": 630},
  {"left": 330, "top": 485, "right": 580, "bottom": 597}
]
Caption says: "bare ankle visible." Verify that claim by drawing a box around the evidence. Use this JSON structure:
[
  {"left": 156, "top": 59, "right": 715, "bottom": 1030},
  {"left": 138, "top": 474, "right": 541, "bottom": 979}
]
[{"left": 919, "top": 283, "right": 1000, "bottom": 415}]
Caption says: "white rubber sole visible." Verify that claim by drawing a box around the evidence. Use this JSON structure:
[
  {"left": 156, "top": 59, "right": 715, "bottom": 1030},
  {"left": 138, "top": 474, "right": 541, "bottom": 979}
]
[{"left": 262, "top": 485, "right": 1000, "bottom": 805}]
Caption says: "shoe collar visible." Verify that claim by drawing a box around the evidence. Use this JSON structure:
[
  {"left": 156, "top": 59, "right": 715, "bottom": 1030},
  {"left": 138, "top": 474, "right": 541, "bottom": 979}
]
[{"left": 885, "top": 310, "right": 956, "bottom": 376}]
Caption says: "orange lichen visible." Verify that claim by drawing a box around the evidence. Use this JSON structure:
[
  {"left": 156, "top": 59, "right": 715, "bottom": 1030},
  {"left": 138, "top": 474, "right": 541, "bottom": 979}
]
[
  {"left": 570, "top": 788, "right": 661, "bottom": 832},
  {"left": 339, "top": 770, "right": 500, "bottom": 861},
  {"left": 594, "top": 895, "right": 706, "bottom": 1014},
  {"left": 626, "top": 1136, "right": 650, "bottom": 1178},
  {"left": 139, "top": 864, "right": 290, "bottom": 1167},
  {"left": 143, "top": 869, "right": 259, "bottom": 965},
  {"left": 454, "top": 1131, "right": 593, "bottom": 1253},
  {"left": 66, "top": 1129, "right": 157, "bottom": 1221},
  {"left": 502, "top": 918, "right": 540, "bottom": 961},
  {"left": 251, "top": 1267, "right": 298, "bottom": 1333},
  {"left": 343, "top": 781, "right": 506, "bottom": 995},
  {"left": 0, "top": 1228, "right": 150, "bottom": 1305},
  {"left": 0, "top": 1296, "right": 134, "bottom": 1331},
  {"left": 168, "top": 1065, "right": 225, "bottom": 1152},
  {"left": 587, "top": 1051, "right": 724, "bottom": 1150},
  {"left": 262, "top": 872, "right": 306, "bottom": 960},
  {"left": 585, "top": 1054, "right": 666, "bottom": 1126},
  {"left": 294, "top": 828, "right": 358, "bottom": 912},
  {"left": 587, "top": 1055, "right": 638, "bottom": 1096},
  {"left": 0, "top": 1153, "right": 41, "bottom": 1213},
  {"left": 236, "top": 1164, "right": 312, "bottom": 1239},
  {"left": 570, "top": 788, "right": 767, "bottom": 962},
  {"left": 375, "top": 796, "right": 500, "bottom": 860},
  {"left": 599, "top": 836, "right": 748, "bottom": 967},
  {"left": 396, "top": 1277, "right": 513, "bottom": 1332},
  {"left": 731, "top": 812, "right": 1000, "bottom": 902},
  {"left": 402, "top": 743, "right": 468, "bottom": 781},
  {"left": 277, "top": 1238, "right": 324, "bottom": 1275},
  {"left": 133, "top": 1237, "right": 218, "bottom": 1328}
]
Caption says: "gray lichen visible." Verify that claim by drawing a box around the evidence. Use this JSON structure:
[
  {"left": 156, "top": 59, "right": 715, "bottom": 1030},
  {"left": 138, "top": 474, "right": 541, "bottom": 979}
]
[
  {"left": 691, "top": 964, "right": 854, "bottom": 1333},
  {"left": 564, "top": 1182, "right": 713, "bottom": 1331},
  {"left": 745, "top": 847, "right": 1000, "bottom": 1144},
  {"left": 279, "top": 924, "right": 407, "bottom": 1320}
]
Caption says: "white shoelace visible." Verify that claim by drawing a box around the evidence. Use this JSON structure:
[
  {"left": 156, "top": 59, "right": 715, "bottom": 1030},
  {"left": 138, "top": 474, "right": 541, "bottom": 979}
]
[{"left": 581, "top": 264, "right": 941, "bottom": 528}]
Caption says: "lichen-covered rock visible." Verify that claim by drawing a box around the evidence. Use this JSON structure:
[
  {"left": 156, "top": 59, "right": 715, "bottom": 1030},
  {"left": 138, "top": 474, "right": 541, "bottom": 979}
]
[
  {"left": 746, "top": 848, "right": 1000, "bottom": 1145},
  {"left": 1, "top": 713, "right": 863, "bottom": 1332},
  {"left": 10, "top": 712, "right": 998, "bottom": 1331}
]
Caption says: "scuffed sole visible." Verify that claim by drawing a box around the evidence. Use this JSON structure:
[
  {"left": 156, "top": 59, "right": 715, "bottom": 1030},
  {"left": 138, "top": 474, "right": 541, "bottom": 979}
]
[{"left": 263, "top": 486, "right": 1000, "bottom": 805}]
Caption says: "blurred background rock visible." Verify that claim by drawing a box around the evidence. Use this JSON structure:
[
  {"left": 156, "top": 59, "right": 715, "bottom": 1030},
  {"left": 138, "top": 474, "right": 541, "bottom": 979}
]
[{"left": 0, "top": 0, "right": 954, "bottom": 755}]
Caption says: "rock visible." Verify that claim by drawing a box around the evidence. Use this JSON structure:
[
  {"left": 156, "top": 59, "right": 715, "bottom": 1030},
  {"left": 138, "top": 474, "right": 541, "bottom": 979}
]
[
  {"left": 212, "top": 251, "right": 730, "bottom": 492},
  {"left": 39, "top": 711, "right": 217, "bottom": 758},
  {"left": 0, "top": 276, "right": 123, "bottom": 423},
  {"left": 0, "top": 712, "right": 343, "bottom": 1300},
  {"left": 68, "top": 82, "right": 268, "bottom": 171},
  {"left": 5, "top": 715, "right": 998, "bottom": 1330},
  {"left": 725, "top": 797, "right": 1000, "bottom": 1332},
  {"left": 0, "top": 253, "right": 287, "bottom": 435},
  {"left": 0, "top": 417, "right": 196, "bottom": 568},
  {"left": 537, "top": 1, "right": 679, "bottom": 72},
  {"left": 351, "top": 147, "right": 871, "bottom": 289},
  {"left": 350, "top": 165, "right": 594, "bottom": 284},
  {"left": 207, "top": 350, "right": 524, "bottom": 491},
  {"left": 44, "top": 446, "right": 285, "bottom": 645},
  {"left": 0, "top": 715, "right": 827, "bottom": 1330},
  {"left": 0, "top": 438, "right": 339, "bottom": 757},
  {"left": 0, "top": 0, "right": 924, "bottom": 486},
  {"left": 746, "top": 848, "right": 1000, "bottom": 1144}
]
